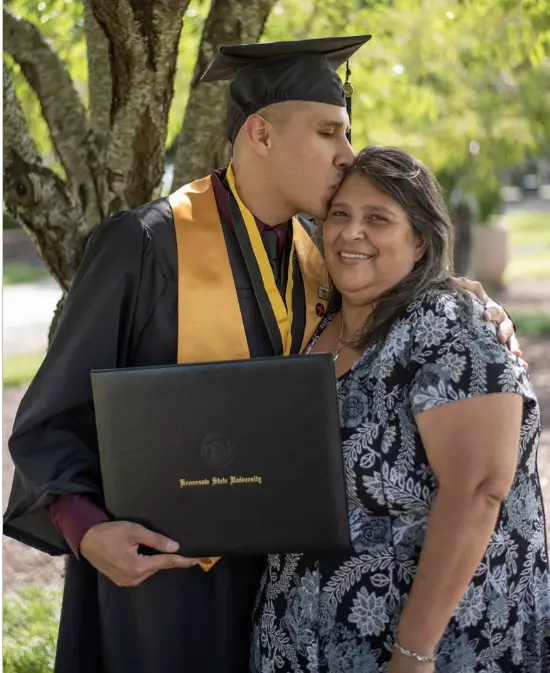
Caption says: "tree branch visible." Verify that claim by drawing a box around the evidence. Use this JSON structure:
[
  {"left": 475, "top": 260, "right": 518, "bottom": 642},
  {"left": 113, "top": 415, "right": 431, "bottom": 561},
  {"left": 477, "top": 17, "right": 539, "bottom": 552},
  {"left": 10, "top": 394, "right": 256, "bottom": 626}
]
[
  {"left": 3, "top": 61, "right": 88, "bottom": 290},
  {"left": 84, "top": 0, "right": 112, "bottom": 153},
  {"left": 3, "top": 7, "right": 103, "bottom": 230},
  {"left": 171, "top": 0, "right": 277, "bottom": 189},
  {"left": 3, "top": 60, "right": 41, "bottom": 165},
  {"left": 89, "top": 0, "right": 190, "bottom": 211}
]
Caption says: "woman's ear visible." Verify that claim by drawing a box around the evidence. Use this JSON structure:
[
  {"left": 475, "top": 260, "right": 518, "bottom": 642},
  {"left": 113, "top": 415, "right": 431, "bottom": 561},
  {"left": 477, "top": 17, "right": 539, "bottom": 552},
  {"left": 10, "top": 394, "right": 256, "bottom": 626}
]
[{"left": 414, "top": 234, "right": 427, "bottom": 262}]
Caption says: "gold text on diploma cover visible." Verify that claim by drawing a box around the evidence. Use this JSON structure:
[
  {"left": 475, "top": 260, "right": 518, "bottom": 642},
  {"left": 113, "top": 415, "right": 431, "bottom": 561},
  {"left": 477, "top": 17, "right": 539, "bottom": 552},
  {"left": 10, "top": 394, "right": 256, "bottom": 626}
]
[{"left": 179, "top": 475, "right": 263, "bottom": 488}]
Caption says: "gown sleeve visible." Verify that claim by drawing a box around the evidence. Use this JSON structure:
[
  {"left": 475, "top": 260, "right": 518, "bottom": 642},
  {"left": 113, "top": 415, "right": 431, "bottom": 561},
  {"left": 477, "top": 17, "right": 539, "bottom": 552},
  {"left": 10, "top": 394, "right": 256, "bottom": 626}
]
[{"left": 3, "top": 210, "right": 165, "bottom": 555}]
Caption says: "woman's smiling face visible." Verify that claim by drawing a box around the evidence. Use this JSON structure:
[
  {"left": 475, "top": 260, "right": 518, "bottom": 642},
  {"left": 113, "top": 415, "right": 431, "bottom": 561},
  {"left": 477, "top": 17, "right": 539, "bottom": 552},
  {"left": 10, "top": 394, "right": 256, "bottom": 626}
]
[{"left": 323, "top": 172, "right": 426, "bottom": 306}]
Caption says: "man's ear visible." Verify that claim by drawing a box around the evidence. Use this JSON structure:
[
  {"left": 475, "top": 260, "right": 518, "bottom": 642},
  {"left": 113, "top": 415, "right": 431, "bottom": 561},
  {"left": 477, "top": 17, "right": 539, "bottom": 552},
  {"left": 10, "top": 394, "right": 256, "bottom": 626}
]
[{"left": 241, "top": 114, "right": 272, "bottom": 156}]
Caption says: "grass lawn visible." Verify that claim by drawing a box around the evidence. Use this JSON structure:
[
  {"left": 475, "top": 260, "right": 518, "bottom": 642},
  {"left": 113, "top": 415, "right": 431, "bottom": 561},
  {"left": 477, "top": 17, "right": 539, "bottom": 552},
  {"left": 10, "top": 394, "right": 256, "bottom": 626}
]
[
  {"left": 3, "top": 262, "right": 50, "bottom": 286},
  {"left": 3, "top": 585, "right": 61, "bottom": 673},
  {"left": 512, "top": 311, "right": 550, "bottom": 336},
  {"left": 505, "top": 211, "right": 550, "bottom": 283},
  {"left": 3, "top": 353, "right": 45, "bottom": 388}
]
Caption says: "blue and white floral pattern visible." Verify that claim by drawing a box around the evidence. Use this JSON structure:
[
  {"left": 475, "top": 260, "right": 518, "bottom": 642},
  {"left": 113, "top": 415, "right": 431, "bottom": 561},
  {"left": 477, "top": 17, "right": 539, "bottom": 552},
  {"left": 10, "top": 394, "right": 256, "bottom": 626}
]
[{"left": 251, "top": 290, "right": 550, "bottom": 672}]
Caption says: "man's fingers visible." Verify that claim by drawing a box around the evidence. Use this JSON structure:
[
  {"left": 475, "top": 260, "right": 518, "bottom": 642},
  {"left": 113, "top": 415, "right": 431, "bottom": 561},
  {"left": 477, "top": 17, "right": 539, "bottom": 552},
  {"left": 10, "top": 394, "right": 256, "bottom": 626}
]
[
  {"left": 479, "top": 311, "right": 525, "bottom": 363},
  {"left": 508, "top": 334, "right": 525, "bottom": 363},
  {"left": 517, "top": 356, "right": 528, "bottom": 370},
  {"left": 129, "top": 523, "right": 180, "bottom": 553},
  {"left": 482, "top": 303, "right": 505, "bottom": 323},
  {"left": 453, "top": 277, "right": 489, "bottom": 303},
  {"left": 138, "top": 554, "right": 200, "bottom": 577},
  {"left": 496, "top": 317, "right": 515, "bottom": 344},
  {"left": 453, "top": 276, "right": 469, "bottom": 290}
]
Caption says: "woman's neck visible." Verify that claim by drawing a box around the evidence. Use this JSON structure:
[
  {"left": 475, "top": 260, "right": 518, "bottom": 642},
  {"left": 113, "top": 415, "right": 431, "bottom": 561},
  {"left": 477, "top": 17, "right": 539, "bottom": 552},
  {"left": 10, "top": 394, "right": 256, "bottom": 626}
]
[{"left": 340, "top": 300, "right": 374, "bottom": 342}]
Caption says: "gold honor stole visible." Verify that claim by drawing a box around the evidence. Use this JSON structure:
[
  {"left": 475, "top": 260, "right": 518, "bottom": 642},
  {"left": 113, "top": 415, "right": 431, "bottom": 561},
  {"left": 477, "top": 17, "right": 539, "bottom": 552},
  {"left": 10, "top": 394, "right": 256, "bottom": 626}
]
[{"left": 169, "top": 167, "right": 328, "bottom": 571}]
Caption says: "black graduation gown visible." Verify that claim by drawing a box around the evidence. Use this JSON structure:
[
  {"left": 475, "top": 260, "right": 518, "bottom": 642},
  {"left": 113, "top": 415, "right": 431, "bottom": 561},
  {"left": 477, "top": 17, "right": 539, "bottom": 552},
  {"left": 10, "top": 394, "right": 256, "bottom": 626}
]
[{"left": 3, "top": 197, "right": 309, "bottom": 673}]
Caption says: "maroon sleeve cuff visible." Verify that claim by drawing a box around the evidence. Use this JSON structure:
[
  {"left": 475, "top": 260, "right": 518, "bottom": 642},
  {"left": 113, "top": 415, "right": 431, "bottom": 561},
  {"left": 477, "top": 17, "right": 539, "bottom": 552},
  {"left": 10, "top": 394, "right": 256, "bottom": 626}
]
[{"left": 49, "top": 495, "right": 110, "bottom": 557}]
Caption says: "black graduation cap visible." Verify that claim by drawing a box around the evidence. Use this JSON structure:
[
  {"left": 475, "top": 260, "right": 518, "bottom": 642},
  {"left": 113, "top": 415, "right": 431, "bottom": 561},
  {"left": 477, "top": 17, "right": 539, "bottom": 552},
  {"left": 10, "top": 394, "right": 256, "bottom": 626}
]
[{"left": 201, "top": 35, "right": 372, "bottom": 143}]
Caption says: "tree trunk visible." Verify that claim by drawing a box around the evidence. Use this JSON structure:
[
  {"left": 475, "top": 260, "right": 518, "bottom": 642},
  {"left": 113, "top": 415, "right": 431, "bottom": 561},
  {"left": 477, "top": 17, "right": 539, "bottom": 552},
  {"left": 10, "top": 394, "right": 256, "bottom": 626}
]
[
  {"left": 171, "top": 0, "right": 277, "bottom": 189},
  {"left": 49, "top": 294, "right": 68, "bottom": 345},
  {"left": 3, "top": 62, "right": 87, "bottom": 290},
  {"left": 84, "top": 0, "right": 112, "bottom": 154},
  {"left": 89, "top": 0, "right": 190, "bottom": 212},
  {"left": 3, "top": 8, "right": 102, "bottom": 234},
  {"left": 451, "top": 202, "right": 474, "bottom": 276},
  {"left": 83, "top": 0, "right": 112, "bottom": 216},
  {"left": 3, "top": 1, "right": 190, "bottom": 290},
  {"left": 3, "top": 0, "right": 277, "bottom": 295}
]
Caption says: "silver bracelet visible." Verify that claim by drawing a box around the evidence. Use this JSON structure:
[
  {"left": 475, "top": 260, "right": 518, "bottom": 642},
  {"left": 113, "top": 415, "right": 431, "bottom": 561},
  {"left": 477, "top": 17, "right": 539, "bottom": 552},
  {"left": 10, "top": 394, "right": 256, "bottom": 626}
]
[{"left": 393, "top": 640, "right": 436, "bottom": 664}]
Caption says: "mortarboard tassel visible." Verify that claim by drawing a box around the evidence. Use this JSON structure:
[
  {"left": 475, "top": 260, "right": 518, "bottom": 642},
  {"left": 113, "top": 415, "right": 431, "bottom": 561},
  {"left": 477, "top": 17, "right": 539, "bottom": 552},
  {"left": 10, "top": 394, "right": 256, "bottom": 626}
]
[{"left": 343, "top": 60, "right": 354, "bottom": 144}]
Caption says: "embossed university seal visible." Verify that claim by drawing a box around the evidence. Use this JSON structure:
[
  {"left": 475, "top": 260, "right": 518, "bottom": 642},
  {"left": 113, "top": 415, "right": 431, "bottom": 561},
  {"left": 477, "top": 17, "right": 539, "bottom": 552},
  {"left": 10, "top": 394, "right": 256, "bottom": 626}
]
[{"left": 200, "top": 433, "right": 234, "bottom": 468}]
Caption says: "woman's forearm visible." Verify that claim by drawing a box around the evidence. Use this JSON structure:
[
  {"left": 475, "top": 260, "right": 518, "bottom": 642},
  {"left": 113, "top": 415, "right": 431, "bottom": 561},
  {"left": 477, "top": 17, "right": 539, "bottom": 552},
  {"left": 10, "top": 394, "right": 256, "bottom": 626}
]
[{"left": 396, "top": 486, "right": 502, "bottom": 656}]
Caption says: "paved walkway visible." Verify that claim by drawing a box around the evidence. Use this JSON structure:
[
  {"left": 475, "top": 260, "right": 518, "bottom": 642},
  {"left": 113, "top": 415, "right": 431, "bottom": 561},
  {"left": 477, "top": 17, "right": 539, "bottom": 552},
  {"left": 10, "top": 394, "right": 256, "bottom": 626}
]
[{"left": 3, "top": 279, "right": 62, "bottom": 355}]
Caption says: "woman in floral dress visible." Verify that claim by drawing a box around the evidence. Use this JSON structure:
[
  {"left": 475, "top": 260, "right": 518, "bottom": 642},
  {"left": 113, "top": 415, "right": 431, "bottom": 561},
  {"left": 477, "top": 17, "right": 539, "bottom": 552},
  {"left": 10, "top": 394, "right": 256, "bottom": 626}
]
[{"left": 251, "top": 147, "right": 550, "bottom": 672}]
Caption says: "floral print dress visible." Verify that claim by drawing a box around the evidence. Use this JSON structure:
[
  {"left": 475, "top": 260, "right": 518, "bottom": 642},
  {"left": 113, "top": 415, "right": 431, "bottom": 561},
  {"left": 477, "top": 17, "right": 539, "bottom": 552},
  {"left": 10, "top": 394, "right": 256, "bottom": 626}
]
[{"left": 251, "top": 290, "right": 550, "bottom": 672}]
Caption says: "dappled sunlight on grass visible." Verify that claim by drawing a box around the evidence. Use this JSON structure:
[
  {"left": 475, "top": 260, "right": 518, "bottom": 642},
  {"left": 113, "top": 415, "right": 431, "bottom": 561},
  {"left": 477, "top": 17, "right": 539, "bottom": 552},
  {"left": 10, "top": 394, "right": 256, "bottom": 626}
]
[
  {"left": 506, "top": 211, "right": 550, "bottom": 282},
  {"left": 3, "top": 586, "right": 61, "bottom": 673},
  {"left": 3, "top": 353, "right": 45, "bottom": 388},
  {"left": 512, "top": 311, "right": 550, "bottom": 336},
  {"left": 3, "top": 262, "right": 50, "bottom": 286}
]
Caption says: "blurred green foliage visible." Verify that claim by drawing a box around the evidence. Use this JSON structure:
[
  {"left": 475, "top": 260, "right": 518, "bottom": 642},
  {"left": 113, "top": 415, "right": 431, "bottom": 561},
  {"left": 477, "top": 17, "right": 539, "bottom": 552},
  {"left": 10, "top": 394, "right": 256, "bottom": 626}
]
[
  {"left": 5, "top": 0, "right": 550, "bottom": 216},
  {"left": 3, "top": 586, "right": 62, "bottom": 672}
]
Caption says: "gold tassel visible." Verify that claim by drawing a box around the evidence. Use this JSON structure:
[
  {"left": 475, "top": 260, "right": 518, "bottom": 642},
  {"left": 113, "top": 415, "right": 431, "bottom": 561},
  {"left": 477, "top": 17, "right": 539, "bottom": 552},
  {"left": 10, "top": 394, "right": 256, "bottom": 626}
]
[{"left": 343, "top": 60, "right": 354, "bottom": 144}]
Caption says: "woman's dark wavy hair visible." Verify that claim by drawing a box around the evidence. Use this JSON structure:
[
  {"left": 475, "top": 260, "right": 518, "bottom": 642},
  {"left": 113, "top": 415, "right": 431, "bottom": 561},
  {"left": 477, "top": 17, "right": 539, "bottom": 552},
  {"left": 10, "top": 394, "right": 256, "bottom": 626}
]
[{"left": 325, "top": 145, "right": 470, "bottom": 350}]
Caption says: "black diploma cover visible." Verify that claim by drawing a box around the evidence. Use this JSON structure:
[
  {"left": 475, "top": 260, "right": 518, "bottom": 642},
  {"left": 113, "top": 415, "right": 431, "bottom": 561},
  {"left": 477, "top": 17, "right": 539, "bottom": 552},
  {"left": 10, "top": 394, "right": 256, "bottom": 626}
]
[{"left": 91, "top": 353, "right": 350, "bottom": 557}]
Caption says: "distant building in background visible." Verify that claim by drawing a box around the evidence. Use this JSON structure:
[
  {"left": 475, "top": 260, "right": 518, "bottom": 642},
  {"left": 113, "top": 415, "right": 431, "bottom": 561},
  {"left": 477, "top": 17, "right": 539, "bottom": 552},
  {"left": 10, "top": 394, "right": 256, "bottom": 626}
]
[{"left": 501, "top": 153, "right": 550, "bottom": 203}]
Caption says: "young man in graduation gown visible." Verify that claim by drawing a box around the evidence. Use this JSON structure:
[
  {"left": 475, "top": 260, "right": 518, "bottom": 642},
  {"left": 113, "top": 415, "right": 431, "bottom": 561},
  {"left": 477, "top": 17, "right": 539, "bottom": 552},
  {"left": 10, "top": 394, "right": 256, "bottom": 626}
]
[{"left": 3, "top": 35, "right": 518, "bottom": 673}]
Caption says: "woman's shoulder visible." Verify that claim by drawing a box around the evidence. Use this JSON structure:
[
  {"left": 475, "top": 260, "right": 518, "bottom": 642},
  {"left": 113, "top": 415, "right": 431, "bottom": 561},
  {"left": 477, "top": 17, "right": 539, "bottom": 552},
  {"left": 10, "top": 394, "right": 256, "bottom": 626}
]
[
  {"left": 402, "top": 288, "right": 538, "bottom": 416},
  {"left": 401, "top": 287, "right": 487, "bottom": 338},
  {"left": 395, "top": 286, "right": 509, "bottom": 362},
  {"left": 404, "top": 287, "right": 479, "bottom": 322}
]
